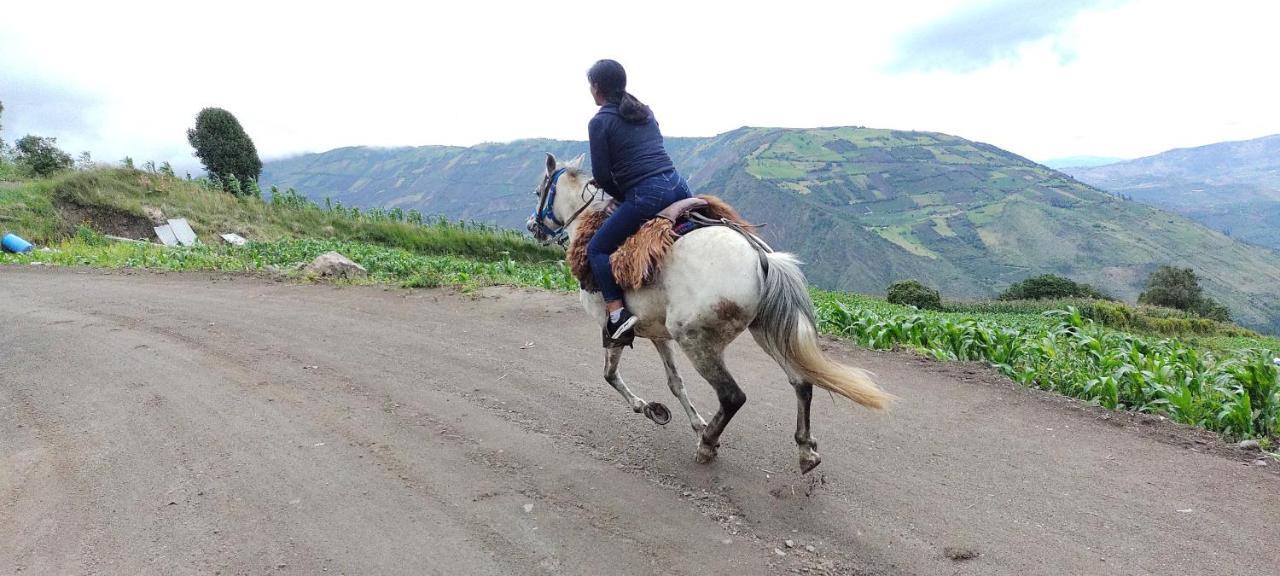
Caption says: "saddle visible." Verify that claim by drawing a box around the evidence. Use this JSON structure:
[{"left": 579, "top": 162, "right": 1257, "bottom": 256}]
[{"left": 568, "top": 195, "right": 756, "bottom": 292}]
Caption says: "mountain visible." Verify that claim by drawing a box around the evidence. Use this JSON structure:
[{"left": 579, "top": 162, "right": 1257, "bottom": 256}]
[
  {"left": 262, "top": 127, "right": 1280, "bottom": 333},
  {"left": 1041, "top": 155, "right": 1125, "bottom": 169},
  {"left": 1062, "top": 134, "right": 1280, "bottom": 248}
]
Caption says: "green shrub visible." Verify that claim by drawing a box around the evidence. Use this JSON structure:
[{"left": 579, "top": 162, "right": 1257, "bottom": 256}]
[
  {"left": 14, "top": 135, "right": 73, "bottom": 177},
  {"left": 886, "top": 279, "right": 942, "bottom": 310},
  {"left": 74, "top": 224, "right": 107, "bottom": 246},
  {"left": 1138, "top": 266, "right": 1233, "bottom": 322},
  {"left": 999, "top": 274, "right": 1110, "bottom": 301}
]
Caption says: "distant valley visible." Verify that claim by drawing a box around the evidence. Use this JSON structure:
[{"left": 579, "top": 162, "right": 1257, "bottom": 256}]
[
  {"left": 262, "top": 127, "right": 1280, "bottom": 333},
  {"left": 1063, "top": 133, "right": 1280, "bottom": 249}
]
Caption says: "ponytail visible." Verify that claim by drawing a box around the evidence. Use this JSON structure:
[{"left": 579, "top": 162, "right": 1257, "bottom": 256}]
[{"left": 617, "top": 91, "right": 652, "bottom": 124}]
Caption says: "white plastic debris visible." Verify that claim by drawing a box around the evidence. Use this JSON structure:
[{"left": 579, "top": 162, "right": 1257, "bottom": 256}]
[
  {"left": 220, "top": 233, "right": 247, "bottom": 246},
  {"left": 168, "top": 219, "right": 198, "bottom": 246}
]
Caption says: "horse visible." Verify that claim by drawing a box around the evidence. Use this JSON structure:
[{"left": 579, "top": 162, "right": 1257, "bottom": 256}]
[{"left": 527, "top": 153, "right": 892, "bottom": 472}]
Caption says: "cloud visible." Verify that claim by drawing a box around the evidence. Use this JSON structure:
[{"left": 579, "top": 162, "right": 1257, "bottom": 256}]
[
  {"left": 887, "top": 0, "right": 1123, "bottom": 73},
  {"left": 0, "top": 74, "right": 103, "bottom": 150}
]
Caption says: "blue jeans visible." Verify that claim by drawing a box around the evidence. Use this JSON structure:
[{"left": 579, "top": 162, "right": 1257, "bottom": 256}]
[{"left": 588, "top": 170, "right": 692, "bottom": 302}]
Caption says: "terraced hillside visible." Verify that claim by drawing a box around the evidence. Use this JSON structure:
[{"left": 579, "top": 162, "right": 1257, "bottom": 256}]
[{"left": 263, "top": 127, "right": 1280, "bottom": 333}]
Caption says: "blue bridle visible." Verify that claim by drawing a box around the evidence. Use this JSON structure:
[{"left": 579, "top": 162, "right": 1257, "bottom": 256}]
[
  {"left": 528, "top": 167, "right": 599, "bottom": 246},
  {"left": 528, "top": 167, "right": 568, "bottom": 243}
]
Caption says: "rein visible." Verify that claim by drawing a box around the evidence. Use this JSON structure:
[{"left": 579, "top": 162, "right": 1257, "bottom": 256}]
[{"left": 529, "top": 168, "right": 601, "bottom": 246}]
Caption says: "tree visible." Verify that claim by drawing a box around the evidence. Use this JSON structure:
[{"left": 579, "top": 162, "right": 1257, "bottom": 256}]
[
  {"left": 1138, "top": 266, "right": 1232, "bottom": 321},
  {"left": 1197, "top": 298, "right": 1232, "bottom": 323},
  {"left": 887, "top": 279, "right": 943, "bottom": 310},
  {"left": 1138, "top": 266, "right": 1203, "bottom": 311},
  {"left": 75, "top": 151, "right": 95, "bottom": 170},
  {"left": 14, "top": 135, "right": 74, "bottom": 176},
  {"left": 121, "top": 156, "right": 135, "bottom": 169},
  {"left": 186, "top": 107, "right": 262, "bottom": 191},
  {"left": 159, "top": 161, "right": 175, "bottom": 178},
  {"left": 999, "top": 274, "right": 1111, "bottom": 301}
]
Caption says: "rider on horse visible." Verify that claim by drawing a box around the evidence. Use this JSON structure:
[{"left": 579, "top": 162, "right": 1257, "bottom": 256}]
[{"left": 585, "top": 59, "right": 692, "bottom": 345}]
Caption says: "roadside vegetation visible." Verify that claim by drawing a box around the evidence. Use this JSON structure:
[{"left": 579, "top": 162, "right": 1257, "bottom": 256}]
[{"left": 815, "top": 291, "right": 1278, "bottom": 444}]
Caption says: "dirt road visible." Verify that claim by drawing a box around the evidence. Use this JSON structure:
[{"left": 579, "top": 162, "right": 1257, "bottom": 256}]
[{"left": 2, "top": 267, "right": 1276, "bottom": 575}]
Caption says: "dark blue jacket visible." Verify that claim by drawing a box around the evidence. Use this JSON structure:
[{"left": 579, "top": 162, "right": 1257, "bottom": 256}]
[{"left": 588, "top": 103, "right": 676, "bottom": 202}]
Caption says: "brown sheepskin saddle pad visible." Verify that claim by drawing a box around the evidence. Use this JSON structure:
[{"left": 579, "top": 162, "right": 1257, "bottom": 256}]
[{"left": 568, "top": 195, "right": 752, "bottom": 292}]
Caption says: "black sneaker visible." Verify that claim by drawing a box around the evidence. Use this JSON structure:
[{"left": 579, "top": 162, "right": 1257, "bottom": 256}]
[{"left": 608, "top": 308, "right": 639, "bottom": 340}]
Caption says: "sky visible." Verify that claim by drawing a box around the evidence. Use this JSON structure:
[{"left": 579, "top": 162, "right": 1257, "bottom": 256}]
[{"left": 2, "top": 0, "right": 1277, "bottom": 174}]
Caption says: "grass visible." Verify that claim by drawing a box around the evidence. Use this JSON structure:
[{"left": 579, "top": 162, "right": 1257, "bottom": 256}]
[
  {"left": 3, "top": 236, "right": 576, "bottom": 292},
  {"left": 0, "top": 178, "right": 63, "bottom": 242},
  {"left": 1, "top": 168, "right": 561, "bottom": 263}
]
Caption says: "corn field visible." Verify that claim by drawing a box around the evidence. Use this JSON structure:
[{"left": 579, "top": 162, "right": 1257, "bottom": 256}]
[{"left": 814, "top": 293, "right": 1280, "bottom": 441}]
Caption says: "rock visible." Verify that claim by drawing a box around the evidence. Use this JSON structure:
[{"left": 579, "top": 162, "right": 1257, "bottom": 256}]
[
  {"left": 773, "top": 548, "right": 786, "bottom": 557},
  {"left": 805, "top": 545, "right": 816, "bottom": 553},
  {"left": 1237, "top": 439, "right": 1261, "bottom": 451},
  {"left": 944, "top": 546, "right": 979, "bottom": 561},
  {"left": 522, "top": 503, "right": 534, "bottom": 513},
  {"left": 1253, "top": 459, "right": 1268, "bottom": 467},
  {"left": 304, "top": 252, "right": 367, "bottom": 279},
  {"left": 143, "top": 206, "right": 166, "bottom": 225},
  {"left": 784, "top": 539, "right": 795, "bottom": 548}
]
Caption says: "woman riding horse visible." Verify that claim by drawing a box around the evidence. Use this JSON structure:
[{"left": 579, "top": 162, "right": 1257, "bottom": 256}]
[
  {"left": 525, "top": 62, "right": 891, "bottom": 472},
  {"left": 585, "top": 59, "right": 691, "bottom": 345}
]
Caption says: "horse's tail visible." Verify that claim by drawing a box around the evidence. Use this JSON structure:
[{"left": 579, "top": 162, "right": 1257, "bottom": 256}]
[{"left": 752, "top": 252, "right": 893, "bottom": 410}]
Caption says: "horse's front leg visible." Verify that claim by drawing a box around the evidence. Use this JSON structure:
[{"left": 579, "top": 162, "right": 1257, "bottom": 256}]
[
  {"left": 603, "top": 345, "right": 646, "bottom": 413},
  {"left": 653, "top": 339, "right": 706, "bottom": 433}
]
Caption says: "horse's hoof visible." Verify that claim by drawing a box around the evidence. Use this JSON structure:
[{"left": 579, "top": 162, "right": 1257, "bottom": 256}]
[
  {"left": 643, "top": 402, "right": 671, "bottom": 426},
  {"left": 799, "top": 452, "right": 822, "bottom": 474},
  {"left": 695, "top": 443, "right": 718, "bottom": 464}
]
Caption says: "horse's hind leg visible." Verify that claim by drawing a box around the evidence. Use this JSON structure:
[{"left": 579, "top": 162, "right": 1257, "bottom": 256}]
[
  {"left": 751, "top": 329, "right": 821, "bottom": 473},
  {"left": 653, "top": 339, "right": 706, "bottom": 433},
  {"left": 603, "top": 346, "right": 646, "bottom": 413},
  {"left": 677, "top": 336, "right": 745, "bottom": 464},
  {"left": 791, "top": 377, "right": 821, "bottom": 473}
]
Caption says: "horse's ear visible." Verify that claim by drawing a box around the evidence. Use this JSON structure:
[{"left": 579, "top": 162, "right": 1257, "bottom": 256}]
[
  {"left": 567, "top": 153, "right": 586, "bottom": 169},
  {"left": 545, "top": 153, "right": 557, "bottom": 174}
]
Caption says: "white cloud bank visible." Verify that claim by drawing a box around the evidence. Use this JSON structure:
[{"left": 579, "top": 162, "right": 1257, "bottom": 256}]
[{"left": 1, "top": 0, "right": 1276, "bottom": 172}]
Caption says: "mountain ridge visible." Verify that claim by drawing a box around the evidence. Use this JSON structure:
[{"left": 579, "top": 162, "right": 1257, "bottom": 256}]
[
  {"left": 262, "top": 126, "right": 1280, "bottom": 333},
  {"left": 1063, "top": 133, "right": 1280, "bottom": 250}
]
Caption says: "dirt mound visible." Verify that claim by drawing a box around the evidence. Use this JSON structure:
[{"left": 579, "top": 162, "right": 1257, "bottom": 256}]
[{"left": 57, "top": 202, "right": 154, "bottom": 240}]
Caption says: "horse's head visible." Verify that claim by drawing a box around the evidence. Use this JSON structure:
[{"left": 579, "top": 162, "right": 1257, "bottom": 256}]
[{"left": 526, "top": 152, "right": 591, "bottom": 245}]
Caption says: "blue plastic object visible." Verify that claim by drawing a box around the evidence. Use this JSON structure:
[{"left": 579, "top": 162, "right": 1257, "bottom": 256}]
[{"left": 2, "top": 232, "right": 34, "bottom": 254}]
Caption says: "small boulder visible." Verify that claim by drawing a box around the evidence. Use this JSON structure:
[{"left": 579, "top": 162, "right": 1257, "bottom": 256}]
[
  {"left": 143, "top": 206, "right": 166, "bottom": 225},
  {"left": 304, "top": 252, "right": 367, "bottom": 279},
  {"left": 1237, "top": 439, "right": 1261, "bottom": 451}
]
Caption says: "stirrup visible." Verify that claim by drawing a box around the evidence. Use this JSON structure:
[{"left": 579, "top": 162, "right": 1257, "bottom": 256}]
[{"left": 602, "top": 325, "right": 635, "bottom": 348}]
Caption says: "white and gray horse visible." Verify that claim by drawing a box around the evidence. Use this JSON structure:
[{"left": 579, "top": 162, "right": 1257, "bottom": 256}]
[{"left": 529, "top": 154, "right": 891, "bottom": 472}]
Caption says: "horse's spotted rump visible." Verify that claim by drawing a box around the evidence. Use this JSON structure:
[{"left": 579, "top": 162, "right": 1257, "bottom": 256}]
[{"left": 714, "top": 299, "right": 747, "bottom": 324}]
